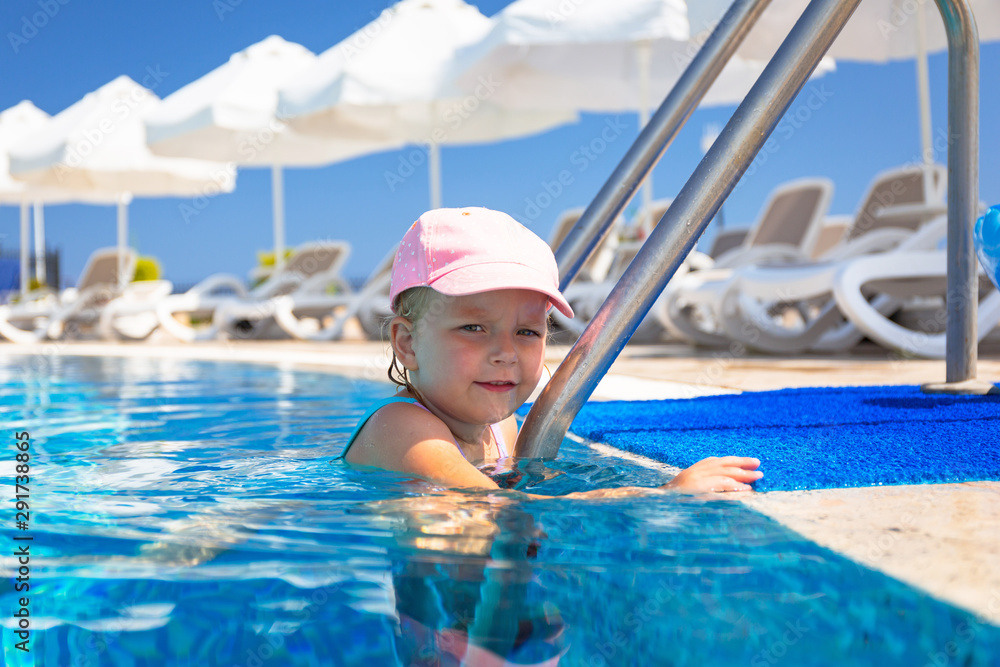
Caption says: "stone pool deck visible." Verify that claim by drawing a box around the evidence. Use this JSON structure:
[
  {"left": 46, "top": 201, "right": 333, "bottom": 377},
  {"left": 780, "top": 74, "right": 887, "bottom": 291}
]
[{"left": 4, "top": 339, "right": 999, "bottom": 625}]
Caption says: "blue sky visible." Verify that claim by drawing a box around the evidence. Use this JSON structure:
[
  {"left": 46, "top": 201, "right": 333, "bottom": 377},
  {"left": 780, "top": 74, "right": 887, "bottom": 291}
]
[{"left": 1, "top": 0, "right": 997, "bottom": 288}]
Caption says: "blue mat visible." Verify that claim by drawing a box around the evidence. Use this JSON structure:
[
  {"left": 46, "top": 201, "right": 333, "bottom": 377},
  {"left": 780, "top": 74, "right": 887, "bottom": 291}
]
[{"left": 565, "top": 384, "right": 1000, "bottom": 492}]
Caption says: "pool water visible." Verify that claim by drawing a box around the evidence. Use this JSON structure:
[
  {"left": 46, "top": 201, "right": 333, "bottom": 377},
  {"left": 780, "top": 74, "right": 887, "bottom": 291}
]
[{"left": 2, "top": 354, "right": 999, "bottom": 666}]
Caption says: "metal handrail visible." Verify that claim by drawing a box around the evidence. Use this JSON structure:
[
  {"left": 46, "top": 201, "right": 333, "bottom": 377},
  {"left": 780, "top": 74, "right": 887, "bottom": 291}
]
[
  {"left": 935, "top": 0, "right": 979, "bottom": 383},
  {"left": 517, "top": 0, "right": 982, "bottom": 457}
]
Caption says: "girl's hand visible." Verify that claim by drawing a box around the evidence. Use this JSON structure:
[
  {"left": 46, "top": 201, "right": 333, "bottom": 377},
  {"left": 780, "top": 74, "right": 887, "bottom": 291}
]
[{"left": 663, "top": 456, "right": 762, "bottom": 494}]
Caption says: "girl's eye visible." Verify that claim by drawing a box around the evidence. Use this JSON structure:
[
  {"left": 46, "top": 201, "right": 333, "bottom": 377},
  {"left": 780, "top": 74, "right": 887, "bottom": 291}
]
[
  {"left": 462, "top": 324, "right": 484, "bottom": 332},
  {"left": 518, "top": 328, "right": 542, "bottom": 338}
]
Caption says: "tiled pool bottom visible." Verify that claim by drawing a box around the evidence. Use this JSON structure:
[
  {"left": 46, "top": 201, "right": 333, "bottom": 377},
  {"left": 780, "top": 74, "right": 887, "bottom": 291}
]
[{"left": 2, "top": 354, "right": 998, "bottom": 666}]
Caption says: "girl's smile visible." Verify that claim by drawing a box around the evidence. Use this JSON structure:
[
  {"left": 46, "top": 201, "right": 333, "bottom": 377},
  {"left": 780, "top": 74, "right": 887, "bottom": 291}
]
[{"left": 474, "top": 381, "right": 517, "bottom": 392}]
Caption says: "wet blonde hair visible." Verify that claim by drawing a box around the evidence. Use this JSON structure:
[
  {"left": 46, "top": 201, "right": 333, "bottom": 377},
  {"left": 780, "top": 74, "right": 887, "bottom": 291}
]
[{"left": 387, "top": 286, "right": 437, "bottom": 395}]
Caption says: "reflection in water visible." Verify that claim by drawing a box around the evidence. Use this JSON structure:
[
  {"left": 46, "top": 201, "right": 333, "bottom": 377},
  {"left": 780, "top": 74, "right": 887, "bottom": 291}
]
[{"left": 381, "top": 494, "right": 567, "bottom": 665}]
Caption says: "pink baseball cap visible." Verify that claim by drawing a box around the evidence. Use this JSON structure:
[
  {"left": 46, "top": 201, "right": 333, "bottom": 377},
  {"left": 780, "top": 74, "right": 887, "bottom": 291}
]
[{"left": 390, "top": 207, "right": 574, "bottom": 318}]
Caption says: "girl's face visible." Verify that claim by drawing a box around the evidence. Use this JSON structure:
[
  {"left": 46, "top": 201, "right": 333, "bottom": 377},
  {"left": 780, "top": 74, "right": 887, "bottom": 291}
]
[{"left": 399, "top": 289, "right": 548, "bottom": 440}]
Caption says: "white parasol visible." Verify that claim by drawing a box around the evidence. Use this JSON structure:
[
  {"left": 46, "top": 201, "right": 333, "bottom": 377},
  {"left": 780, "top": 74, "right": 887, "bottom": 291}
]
[
  {"left": 144, "top": 35, "right": 398, "bottom": 271},
  {"left": 452, "top": 0, "right": 835, "bottom": 229},
  {"left": 689, "top": 0, "right": 1000, "bottom": 169},
  {"left": 0, "top": 101, "right": 119, "bottom": 295},
  {"left": 9, "top": 76, "right": 235, "bottom": 289},
  {"left": 277, "top": 0, "right": 577, "bottom": 210}
]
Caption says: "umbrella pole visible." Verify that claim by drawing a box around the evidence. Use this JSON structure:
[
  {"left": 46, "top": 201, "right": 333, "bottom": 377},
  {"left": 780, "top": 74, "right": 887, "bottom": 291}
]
[
  {"left": 915, "top": 3, "right": 937, "bottom": 205},
  {"left": 916, "top": 4, "right": 934, "bottom": 167},
  {"left": 33, "top": 202, "right": 47, "bottom": 286},
  {"left": 428, "top": 142, "right": 442, "bottom": 210},
  {"left": 19, "top": 201, "right": 29, "bottom": 297},
  {"left": 636, "top": 40, "right": 654, "bottom": 235},
  {"left": 117, "top": 195, "right": 130, "bottom": 291},
  {"left": 272, "top": 165, "right": 286, "bottom": 272}
]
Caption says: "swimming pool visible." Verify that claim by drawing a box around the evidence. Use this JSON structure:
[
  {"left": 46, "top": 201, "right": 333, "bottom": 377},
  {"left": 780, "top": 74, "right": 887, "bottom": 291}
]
[{"left": 2, "top": 353, "right": 998, "bottom": 666}]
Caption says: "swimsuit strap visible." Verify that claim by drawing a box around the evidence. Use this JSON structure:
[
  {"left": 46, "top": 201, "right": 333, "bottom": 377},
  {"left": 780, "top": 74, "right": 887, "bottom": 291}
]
[
  {"left": 489, "top": 423, "right": 510, "bottom": 458},
  {"left": 341, "top": 395, "right": 507, "bottom": 461}
]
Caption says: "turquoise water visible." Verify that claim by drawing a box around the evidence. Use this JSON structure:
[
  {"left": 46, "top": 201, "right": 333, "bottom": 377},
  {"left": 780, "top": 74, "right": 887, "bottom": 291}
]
[{"left": 2, "top": 353, "right": 999, "bottom": 666}]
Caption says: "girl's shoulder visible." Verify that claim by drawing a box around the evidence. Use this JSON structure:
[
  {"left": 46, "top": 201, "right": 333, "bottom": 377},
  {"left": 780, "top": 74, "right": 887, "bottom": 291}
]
[
  {"left": 344, "top": 398, "right": 498, "bottom": 489},
  {"left": 343, "top": 397, "right": 454, "bottom": 467}
]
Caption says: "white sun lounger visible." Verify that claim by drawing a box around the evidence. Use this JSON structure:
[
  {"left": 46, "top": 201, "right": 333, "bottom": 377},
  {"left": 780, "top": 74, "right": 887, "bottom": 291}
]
[
  {"left": 660, "top": 176, "right": 835, "bottom": 345},
  {"left": 157, "top": 241, "right": 351, "bottom": 342},
  {"left": 210, "top": 240, "right": 353, "bottom": 340},
  {"left": 269, "top": 245, "right": 395, "bottom": 342},
  {"left": 832, "top": 250, "right": 1000, "bottom": 358},
  {"left": 97, "top": 278, "right": 177, "bottom": 341},
  {"left": 0, "top": 246, "right": 138, "bottom": 343},
  {"left": 705, "top": 164, "right": 952, "bottom": 354},
  {"left": 547, "top": 199, "right": 718, "bottom": 342},
  {"left": 713, "top": 212, "right": 955, "bottom": 355}
]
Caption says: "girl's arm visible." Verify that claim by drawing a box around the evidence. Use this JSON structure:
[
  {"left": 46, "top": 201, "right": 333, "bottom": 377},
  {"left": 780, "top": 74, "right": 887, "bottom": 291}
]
[
  {"left": 505, "top": 417, "right": 762, "bottom": 496},
  {"left": 562, "top": 456, "right": 762, "bottom": 499},
  {"left": 356, "top": 406, "right": 762, "bottom": 495}
]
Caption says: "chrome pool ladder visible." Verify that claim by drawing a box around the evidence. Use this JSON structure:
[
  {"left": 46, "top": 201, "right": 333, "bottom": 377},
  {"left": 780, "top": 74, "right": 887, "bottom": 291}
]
[{"left": 516, "top": 0, "right": 984, "bottom": 458}]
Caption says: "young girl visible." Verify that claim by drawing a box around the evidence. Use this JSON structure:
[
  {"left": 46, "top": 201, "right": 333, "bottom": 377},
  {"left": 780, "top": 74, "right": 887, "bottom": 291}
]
[{"left": 342, "top": 207, "right": 762, "bottom": 496}]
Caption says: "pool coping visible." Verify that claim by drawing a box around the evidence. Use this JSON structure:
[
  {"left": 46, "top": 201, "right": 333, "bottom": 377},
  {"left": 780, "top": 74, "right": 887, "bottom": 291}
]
[{"left": 3, "top": 339, "right": 999, "bottom": 626}]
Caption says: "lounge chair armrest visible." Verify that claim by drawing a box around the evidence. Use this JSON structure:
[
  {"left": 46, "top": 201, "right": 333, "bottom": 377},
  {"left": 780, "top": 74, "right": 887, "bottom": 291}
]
[
  {"left": 713, "top": 243, "right": 808, "bottom": 269},
  {"left": 122, "top": 280, "right": 174, "bottom": 302},
  {"left": 59, "top": 287, "right": 80, "bottom": 304},
  {"left": 16, "top": 286, "right": 58, "bottom": 303},
  {"left": 896, "top": 214, "right": 948, "bottom": 252},
  {"left": 189, "top": 273, "right": 248, "bottom": 298},
  {"left": 297, "top": 272, "right": 355, "bottom": 297},
  {"left": 819, "top": 214, "right": 853, "bottom": 233},
  {"left": 874, "top": 202, "right": 948, "bottom": 227},
  {"left": 731, "top": 262, "right": 841, "bottom": 302},
  {"left": 253, "top": 272, "right": 302, "bottom": 299},
  {"left": 821, "top": 228, "right": 914, "bottom": 261},
  {"left": 686, "top": 250, "right": 714, "bottom": 272}
]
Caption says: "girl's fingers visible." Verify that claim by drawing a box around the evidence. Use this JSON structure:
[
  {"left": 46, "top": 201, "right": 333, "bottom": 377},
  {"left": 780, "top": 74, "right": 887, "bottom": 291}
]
[
  {"left": 713, "top": 456, "right": 761, "bottom": 469},
  {"left": 720, "top": 467, "right": 764, "bottom": 482},
  {"left": 708, "top": 477, "right": 754, "bottom": 492}
]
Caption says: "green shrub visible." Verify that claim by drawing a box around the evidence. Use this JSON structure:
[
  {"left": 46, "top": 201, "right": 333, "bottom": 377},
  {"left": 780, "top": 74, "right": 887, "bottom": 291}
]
[
  {"left": 257, "top": 248, "right": 294, "bottom": 268},
  {"left": 133, "top": 256, "right": 162, "bottom": 282}
]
